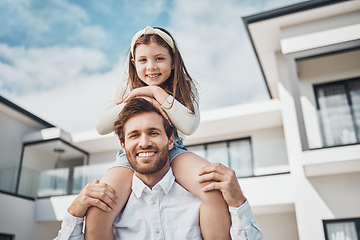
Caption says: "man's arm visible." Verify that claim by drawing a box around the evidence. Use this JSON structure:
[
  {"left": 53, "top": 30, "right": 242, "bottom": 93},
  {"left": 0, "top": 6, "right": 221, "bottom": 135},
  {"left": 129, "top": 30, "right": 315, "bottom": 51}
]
[
  {"left": 54, "top": 180, "right": 117, "bottom": 240},
  {"left": 198, "top": 163, "right": 264, "bottom": 240}
]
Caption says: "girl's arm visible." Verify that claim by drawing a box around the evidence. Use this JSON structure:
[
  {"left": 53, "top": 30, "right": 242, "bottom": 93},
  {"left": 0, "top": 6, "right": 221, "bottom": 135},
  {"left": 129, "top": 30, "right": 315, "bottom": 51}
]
[
  {"left": 161, "top": 92, "right": 200, "bottom": 135},
  {"left": 96, "top": 80, "right": 130, "bottom": 135},
  {"left": 122, "top": 86, "right": 200, "bottom": 135}
]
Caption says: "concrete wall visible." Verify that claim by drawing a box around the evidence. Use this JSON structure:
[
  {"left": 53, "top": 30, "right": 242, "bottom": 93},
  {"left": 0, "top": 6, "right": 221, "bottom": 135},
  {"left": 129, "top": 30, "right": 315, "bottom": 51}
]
[
  {"left": 0, "top": 112, "right": 35, "bottom": 193},
  {"left": 89, "top": 150, "right": 118, "bottom": 165},
  {"left": 308, "top": 172, "right": 360, "bottom": 219},
  {"left": 251, "top": 127, "right": 289, "bottom": 174},
  {"left": 256, "top": 212, "right": 299, "bottom": 240},
  {"left": 0, "top": 193, "right": 61, "bottom": 240}
]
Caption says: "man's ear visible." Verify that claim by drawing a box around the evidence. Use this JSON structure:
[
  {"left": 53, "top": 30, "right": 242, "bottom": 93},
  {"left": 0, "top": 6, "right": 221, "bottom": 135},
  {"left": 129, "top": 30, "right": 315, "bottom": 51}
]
[
  {"left": 120, "top": 141, "right": 125, "bottom": 150},
  {"left": 168, "top": 134, "right": 174, "bottom": 150}
]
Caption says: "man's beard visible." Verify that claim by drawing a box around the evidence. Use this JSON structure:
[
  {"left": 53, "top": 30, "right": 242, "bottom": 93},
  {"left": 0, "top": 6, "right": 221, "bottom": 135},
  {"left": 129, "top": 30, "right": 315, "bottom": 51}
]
[{"left": 125, "top": 143, "right": 169, "bottom": 175}]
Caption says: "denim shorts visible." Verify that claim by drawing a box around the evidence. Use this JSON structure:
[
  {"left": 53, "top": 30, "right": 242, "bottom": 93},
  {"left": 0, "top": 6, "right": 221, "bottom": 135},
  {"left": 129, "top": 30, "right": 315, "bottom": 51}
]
[{"left": 112, "top": 138, "right": 189, "bottom": 170}]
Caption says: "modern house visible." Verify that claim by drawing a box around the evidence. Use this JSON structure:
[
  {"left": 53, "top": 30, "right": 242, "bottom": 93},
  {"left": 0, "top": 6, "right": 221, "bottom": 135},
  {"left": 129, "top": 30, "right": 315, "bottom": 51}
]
[
  {"left": 0, "top": 0, "right": 359, "bottom": 239},
  {"left": 242, "top": 0, "right": 360, "bottom": 239}
]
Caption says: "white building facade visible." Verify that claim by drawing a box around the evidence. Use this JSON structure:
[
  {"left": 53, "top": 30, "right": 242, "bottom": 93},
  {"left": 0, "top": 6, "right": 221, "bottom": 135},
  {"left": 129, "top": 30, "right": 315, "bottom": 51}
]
[{"left": 0, "top": 1, "right": 359, "bottom": 239}]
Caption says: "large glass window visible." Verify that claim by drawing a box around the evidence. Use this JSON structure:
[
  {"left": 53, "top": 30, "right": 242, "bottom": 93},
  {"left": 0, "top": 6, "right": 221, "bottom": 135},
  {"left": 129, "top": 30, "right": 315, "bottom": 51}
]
[
  {"left": 324, "top": 218, "right": 360, "bottom": 240},
  {"left": 187, "top": 138, "right": 253, "bottom": 177},
  {"left": 17, "top": 139, "right": 88, "bottom": 199},
  {"left": 0, "top": 233, "right": 15, "bottom": 240},
  {"left": 315, "top": 78, "right": 360, "bottom": 148}
]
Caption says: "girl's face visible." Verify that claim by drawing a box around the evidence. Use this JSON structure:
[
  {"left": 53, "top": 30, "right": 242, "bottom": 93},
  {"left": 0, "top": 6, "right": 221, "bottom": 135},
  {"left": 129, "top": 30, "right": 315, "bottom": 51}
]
[{"left": 132, "top": 42, "right": 174, "bottom": 86}]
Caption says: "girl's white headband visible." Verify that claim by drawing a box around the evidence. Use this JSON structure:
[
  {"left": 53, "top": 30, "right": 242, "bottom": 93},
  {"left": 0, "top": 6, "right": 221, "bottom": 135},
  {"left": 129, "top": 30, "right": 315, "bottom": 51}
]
[{"left": 130, "top": 26, "right": 175, "bottom": 58}]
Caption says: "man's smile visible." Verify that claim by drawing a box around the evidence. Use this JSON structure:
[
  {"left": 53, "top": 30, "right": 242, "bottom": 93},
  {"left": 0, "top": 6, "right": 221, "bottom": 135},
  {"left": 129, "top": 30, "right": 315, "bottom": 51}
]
[{"left": 137, "top": 151, "right": 156, "bottom": 158}]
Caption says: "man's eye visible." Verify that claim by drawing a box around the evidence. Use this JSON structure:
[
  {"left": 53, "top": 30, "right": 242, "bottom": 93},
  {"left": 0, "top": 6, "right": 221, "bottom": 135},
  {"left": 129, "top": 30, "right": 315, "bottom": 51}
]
[
  {"left": 129, "top": 134, "right": 139, "bottom": 138},
  {"left": 150, "top": 132, "right": 159, "bottom": 136}
]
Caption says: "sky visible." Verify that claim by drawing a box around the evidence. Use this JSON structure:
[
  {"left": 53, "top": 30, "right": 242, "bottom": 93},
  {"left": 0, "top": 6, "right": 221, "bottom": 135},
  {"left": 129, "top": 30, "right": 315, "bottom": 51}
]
[{"left": 0, "top": 0, "right": 308, "bottom": 133}]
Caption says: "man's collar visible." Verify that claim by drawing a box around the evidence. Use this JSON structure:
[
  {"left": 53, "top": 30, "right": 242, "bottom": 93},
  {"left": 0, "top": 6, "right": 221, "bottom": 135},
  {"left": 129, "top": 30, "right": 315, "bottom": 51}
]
[{"left": 132, "top": 168, "right": 175, "bottom": 198}]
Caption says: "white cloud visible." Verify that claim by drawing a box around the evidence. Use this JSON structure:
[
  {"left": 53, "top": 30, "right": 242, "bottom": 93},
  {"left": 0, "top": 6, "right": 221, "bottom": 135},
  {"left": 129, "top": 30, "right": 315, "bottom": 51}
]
[
  {"left": 14, "top": 66, "right": 123, "bottom": 132},
  {"left": 0, "top": 44, "right": 110, "bottom": 95},
  {"left": 0, "top": 43, "right": 129, "bottom": 132}
]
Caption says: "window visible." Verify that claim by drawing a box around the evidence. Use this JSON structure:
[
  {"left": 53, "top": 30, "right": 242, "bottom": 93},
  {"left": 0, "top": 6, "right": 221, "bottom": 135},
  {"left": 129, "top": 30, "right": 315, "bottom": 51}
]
[
  {"left": 187, "top": 138, "right": 253, "bottom": 177},
  {"left": 315, "top": 78, "right": 360, "bottom": 148},
  {"left": 323, "top": 218, "right": 360, "bottom": 240},
  {"left": 0, "top": 233, "right": 15, "bottom": 240},
  {"left": 17, "top": 139, "right": 88, "bottom": 199}
]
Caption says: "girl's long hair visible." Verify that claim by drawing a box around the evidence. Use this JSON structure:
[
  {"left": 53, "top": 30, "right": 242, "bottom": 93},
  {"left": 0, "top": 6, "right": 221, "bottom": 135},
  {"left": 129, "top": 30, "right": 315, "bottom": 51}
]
[{"left": 128, "top": 27, "right": 198, "bottom": 114}]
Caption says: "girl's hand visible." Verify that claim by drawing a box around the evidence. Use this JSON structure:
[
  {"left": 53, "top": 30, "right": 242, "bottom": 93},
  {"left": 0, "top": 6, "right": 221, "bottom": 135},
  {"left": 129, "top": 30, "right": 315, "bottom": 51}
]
[{"left": 117, "top": 86, "right": 169, "bottom": 106}]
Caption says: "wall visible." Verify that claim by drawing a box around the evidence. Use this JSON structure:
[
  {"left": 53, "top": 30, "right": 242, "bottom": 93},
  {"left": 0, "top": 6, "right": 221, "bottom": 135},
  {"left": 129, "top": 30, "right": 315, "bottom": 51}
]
[
  {"left": 89, "top": 150, "right": 118, "bottom": 165},
  {"left": 0, "top": 193, "right": 61, "bottom": 240},
  {"left": 256, "top": 212, "right": 299, "bottom": 240},
  {"left": 308, "top": 172, "right": 360, "bottom": 218},
  {"left": 0, "top": 111, "right": 36, "bottom": 193},
  {"left": 251, "top": 127, "right": 289, "bottom": 175}
]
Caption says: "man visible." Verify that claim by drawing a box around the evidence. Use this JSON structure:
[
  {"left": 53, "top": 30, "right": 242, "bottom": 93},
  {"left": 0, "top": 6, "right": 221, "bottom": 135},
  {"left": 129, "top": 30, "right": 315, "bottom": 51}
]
[{"left": 55, "top": 98, "right": 263, "bottom": 239}]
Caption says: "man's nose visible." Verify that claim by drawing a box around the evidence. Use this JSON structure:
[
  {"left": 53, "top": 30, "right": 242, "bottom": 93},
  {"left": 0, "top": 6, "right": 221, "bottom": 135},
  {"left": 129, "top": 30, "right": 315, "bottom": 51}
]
[{"left": 138, "top": 134, "right": 151, "bottom": 148}]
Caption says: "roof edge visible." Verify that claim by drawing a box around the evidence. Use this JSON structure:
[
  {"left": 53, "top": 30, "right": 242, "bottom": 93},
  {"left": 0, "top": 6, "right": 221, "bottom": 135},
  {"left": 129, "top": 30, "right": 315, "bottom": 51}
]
[
  {"left": 0, "top": 95, "right": 55, "bottom": 128},
  {"left": 242, "top": 0, "right": 350, "bottom": 24},
  {"left": 241, "top": 0, "right": 351, "bottom": 99}
]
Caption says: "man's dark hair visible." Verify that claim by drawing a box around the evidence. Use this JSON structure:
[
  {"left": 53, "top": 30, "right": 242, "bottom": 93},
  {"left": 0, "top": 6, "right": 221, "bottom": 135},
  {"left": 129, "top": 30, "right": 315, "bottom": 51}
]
[{"left": 114, "top": 98, "right": 174, "bottom": 143}]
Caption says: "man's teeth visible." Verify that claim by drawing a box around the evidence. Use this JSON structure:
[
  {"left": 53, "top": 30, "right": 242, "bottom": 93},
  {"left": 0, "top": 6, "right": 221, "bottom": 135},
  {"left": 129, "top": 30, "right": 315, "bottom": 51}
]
[{"left": 138, "top": 152, "right": 155, "bottom": 157}]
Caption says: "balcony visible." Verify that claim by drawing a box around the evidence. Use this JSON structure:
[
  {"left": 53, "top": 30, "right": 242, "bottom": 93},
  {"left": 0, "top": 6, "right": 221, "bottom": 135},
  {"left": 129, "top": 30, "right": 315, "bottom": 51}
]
[{"left": 17, "top": 132, "right": 112, "bottom": 200}]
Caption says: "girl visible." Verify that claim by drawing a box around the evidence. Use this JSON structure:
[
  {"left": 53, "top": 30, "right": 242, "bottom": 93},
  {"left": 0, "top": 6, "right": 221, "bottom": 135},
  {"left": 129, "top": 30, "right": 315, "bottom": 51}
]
[{"left": 86, "top": 26, "right": 231, "bottom": 240}]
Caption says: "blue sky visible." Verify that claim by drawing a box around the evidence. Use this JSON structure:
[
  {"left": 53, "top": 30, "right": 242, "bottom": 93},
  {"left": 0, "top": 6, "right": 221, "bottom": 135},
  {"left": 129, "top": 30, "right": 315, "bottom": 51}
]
[{"left": 0, "top": 0, "right": 307, "bottom": 132}]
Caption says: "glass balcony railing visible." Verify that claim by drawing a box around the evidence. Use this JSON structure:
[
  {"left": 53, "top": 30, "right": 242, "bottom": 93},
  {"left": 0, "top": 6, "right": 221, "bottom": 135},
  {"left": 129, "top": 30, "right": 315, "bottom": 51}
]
[
  {"left": 18, "top": 161, "right": 113, "bottom": 199},
  {"left": 17, "top": 139, "right": 90, "bottom": 199},
  {"left": 72, "top": 163, "right": 113, "bottom": 195}
]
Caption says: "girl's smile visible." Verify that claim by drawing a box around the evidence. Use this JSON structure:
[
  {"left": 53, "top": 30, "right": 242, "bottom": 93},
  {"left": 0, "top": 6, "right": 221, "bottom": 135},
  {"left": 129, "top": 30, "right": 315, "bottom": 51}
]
[{"left": 132, "top": 42, "right": 174, "bottom": 86}]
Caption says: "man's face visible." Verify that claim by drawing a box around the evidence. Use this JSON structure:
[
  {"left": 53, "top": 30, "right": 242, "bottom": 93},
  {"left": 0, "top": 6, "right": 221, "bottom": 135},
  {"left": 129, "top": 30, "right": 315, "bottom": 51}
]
[{"left": 120, "top": 112, "right": 174, "bottom": 175}]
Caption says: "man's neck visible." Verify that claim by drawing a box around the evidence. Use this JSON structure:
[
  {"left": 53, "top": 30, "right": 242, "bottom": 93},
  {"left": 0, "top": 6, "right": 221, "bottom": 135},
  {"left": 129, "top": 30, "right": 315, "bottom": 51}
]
[{"left": 134, "top": 163, "right": 170, "bottom": 189}]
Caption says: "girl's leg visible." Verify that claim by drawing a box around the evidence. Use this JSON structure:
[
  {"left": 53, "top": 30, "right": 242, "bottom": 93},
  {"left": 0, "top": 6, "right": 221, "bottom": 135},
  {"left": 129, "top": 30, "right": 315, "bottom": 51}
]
[
  {"left": 85, "top": 167, "right": 133, "bottom": 240},
  {"left": 171, "top": 152, "right": 231, "bottom": 240}
]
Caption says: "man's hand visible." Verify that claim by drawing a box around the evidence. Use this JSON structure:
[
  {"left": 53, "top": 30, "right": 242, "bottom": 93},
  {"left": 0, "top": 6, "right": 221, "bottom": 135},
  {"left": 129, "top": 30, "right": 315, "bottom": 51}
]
[
  {"left": 198, "top": 163, "right": 246, "bottom": 208},
  {"left": 68, "top": 179, "right": 117, "bottom": 218}
]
